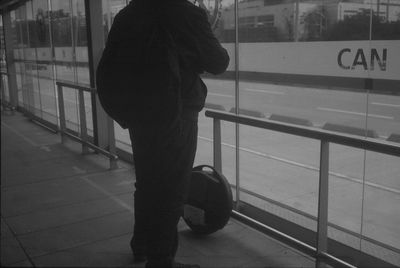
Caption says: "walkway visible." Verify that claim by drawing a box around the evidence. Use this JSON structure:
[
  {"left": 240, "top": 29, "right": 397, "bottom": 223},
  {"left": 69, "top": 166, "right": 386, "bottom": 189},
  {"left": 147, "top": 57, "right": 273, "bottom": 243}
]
[{"left": 1, "top": 111, "right": 315, "bottom": 267}]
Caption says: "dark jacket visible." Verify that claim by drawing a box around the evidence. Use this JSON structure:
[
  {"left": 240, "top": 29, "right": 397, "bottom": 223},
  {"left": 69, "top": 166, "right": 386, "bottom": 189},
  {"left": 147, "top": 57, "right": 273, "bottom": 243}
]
[{"left": 103, "top": 0, "right": 229, "bottom": 121}]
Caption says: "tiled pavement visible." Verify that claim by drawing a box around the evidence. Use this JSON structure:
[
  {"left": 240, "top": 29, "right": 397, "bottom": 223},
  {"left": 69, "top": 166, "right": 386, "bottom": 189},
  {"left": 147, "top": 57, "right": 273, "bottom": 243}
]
[{"left": 1, "top": 111, "right": 316, "bottom": 267}]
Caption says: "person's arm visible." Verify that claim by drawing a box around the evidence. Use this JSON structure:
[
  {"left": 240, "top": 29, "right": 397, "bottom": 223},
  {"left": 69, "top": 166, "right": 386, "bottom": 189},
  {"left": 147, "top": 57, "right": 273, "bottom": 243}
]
[{"left": 191, "top": 7, "right": 230, "bottom": 75}]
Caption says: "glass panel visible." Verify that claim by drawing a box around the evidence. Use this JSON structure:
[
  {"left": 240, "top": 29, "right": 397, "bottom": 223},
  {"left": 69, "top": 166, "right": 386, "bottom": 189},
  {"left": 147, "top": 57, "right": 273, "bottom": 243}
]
[
  {"left": 1, "top": 75, "right": 10, "bottom": 103},
  {"left": 72, "top": 0, "right": 90, "bottom": 85},
  {"left": 361, "top": 152, "right": 400, "bottom": 266},
  {"left": 0, "top": 15, "right": 7, "bottom": 74},
  {"left": 84, "top": 91, "right": 93, "bottom": 137},
  {"left": 18, "top": 5, "right": 36, "bottom": 114},
  {"left": 197, "top": 0, "right": 236, "bottom": 185},
  {"left": 1, "top": 15, "right": 9, "bottom": 104},
  {"left": 328, "top": 145, "right": 364, "bottom": 254},
  {"left": 51, "top": 0, "right": 75, "bottom": 82},
  {"left": 34, "top": 0, "right": 58, "bottom": 128},
  {"left": 63, "top": 87, "right": 79, "bottom": 132},
  {"left": 51, "top": 0, "right": 81, "bottom": 132},
  {"left": 39, "top": 77, "right": 58, "bottom": 124},
  {"left": 32, "top": 65, "right": 42, "bottom": 117}
]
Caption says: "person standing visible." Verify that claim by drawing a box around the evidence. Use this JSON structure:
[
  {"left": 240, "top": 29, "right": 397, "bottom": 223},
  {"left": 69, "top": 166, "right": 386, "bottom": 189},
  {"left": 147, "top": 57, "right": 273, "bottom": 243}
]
[{"left": 99, "top": 0, "right": 229, "bottom": 267}]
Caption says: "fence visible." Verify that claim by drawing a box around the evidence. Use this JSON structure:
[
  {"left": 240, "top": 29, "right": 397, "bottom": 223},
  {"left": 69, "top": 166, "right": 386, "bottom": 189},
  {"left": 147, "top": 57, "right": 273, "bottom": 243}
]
[
  {"left": 56, "top": 81, "right": 118, "bottom": 169},
  {"left": 205, "top": 109, "right": 400, "bottom": 268}
]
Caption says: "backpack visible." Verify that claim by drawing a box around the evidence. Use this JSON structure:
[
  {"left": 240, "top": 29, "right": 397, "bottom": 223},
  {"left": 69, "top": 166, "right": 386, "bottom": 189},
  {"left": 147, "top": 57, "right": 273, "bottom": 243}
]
[{"left": 96, "top": 8, "right": 181, "bottom": 129}]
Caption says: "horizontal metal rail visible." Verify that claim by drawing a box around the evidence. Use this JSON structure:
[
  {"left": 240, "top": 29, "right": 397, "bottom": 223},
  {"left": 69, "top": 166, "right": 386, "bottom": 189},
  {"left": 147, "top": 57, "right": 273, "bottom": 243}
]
[
  {"left": 234, "top": 183, "right": 400, "bottom": 255},
  {"left": 62, "top": 131, "right": 117, "bottom": 160},
  {"left": 56, "top": 81, "right": 118, "bottom": 169},
  {"left": 56, "top": 81, "right": 96, "bottom": 93},
  {"left": 205, "top": 110, "right": 400, "bottom": 157},
  {"left": 205, "top": 109, "right": 399, "bottom": 268}
]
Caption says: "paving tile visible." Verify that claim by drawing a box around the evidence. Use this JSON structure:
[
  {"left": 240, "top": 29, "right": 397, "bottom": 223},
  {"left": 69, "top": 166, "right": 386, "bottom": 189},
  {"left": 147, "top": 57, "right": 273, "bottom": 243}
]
[
  {"left": 179, "top": 225, "right": 269, "bottom": 259},
  {"left": 243, "top": 251, "right": 315, "bottom": 268},
  {"left": 5, "top": 192, "right": 134, "bottom": 235},
  {"left": 6, "top": 259, "right": 34, "bottom": 267},
  {"left": 1, "top": 170, "right": 134, "bottom": 217},
  {"left": 1, "top": 236, "right": 29, "bottom": 266},
  {"left": 32, "top": 248, "right": 135, "bottom": 268},
  {"left": 83, "top": 168, "right": 136, "bottom": 194},
  {"left": 32, "top": 234, "right": 136, "bottom": 268},
  {"left": 32, "top": 233, "right": 156, "bottom": 268},
  {"left": 2, "top": 153, "right": 109, "bottom": 187},
  {"left": 1, "top": 217, "right": 14, "bottom": 238},
  {"left": 1, "top": 115, "right": 60, "bottom": 146},
  {"left": 230, "top": 224, "right": 290, "bottom": 258},
  {"left": 176, "top": 255, "right": 253, "bottom": 268},
  {"left": 17, "top": 210, "right": 133, "bottom": 257}
]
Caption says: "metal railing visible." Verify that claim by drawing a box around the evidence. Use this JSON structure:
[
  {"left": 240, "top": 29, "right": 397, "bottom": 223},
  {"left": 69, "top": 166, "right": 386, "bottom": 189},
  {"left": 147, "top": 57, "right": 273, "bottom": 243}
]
[
  {"left": 205, "top": 109, "right": 400, "bottom": 268},
  {"left": 56, "top": 81, "right": 118, "bottom": 169}
]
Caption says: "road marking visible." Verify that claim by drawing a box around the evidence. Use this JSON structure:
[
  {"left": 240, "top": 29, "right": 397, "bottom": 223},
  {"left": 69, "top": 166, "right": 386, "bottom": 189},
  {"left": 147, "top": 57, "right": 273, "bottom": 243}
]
[
  {"left": 371, "top": 102, "right": 400, "bottom": 108},
  {"left": 1, "top": 121, "right": 38, "bottom": 146},
  {"left": 40, "top": 146, "right": 51, "bottom": 152},
  {"left": 244, "top": 88, "right": 285, "bottom": 95},
  {"left": 82, "top": 177, "right": 134, "bottom": 213},
  {"left": 316, "top": 107, "right": 394, "bottom": 120},
  {"left": 72, "top": 166, "right": 86, "bottom": 174},
  {"left": 208, "top": 93, "right": 234, "bottom": 98},
  {"left": 198, "top": 136, "right": 400, "bottom": 195}
]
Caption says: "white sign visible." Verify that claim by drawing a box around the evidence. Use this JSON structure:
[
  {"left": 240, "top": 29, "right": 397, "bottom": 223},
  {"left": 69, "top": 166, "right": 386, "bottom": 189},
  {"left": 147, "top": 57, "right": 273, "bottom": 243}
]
[{"left": 223, "top": 40, "right": 400, "bottom": 80}]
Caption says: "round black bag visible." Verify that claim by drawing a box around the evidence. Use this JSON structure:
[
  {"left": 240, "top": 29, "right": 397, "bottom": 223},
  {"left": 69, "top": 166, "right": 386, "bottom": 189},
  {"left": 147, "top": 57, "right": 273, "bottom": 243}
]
[{"left": 183, "top": 165, "right": 233, "bottom": 235}]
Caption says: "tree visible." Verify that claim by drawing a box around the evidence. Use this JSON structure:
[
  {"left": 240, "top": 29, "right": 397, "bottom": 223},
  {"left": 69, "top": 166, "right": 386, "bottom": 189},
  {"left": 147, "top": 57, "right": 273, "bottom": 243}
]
[{"left": 326, "top": 10, "right": 400, "bottom": 41}]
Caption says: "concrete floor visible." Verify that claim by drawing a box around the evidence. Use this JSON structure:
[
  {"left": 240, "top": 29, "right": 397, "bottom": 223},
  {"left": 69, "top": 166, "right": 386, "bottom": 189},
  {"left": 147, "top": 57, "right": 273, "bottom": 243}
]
[{"left": 1, "top": 111, "right": 316, "bottom": 267}]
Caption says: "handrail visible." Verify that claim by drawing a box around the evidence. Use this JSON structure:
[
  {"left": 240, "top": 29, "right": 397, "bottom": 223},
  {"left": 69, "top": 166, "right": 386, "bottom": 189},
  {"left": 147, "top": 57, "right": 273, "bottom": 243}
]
[
  {"left": 56, "top": 81, "right": 118, "bottom": 169},
  {"left": 205, "top": 110, "right": 400, "bottom": 157},
  {"left": 56, "top": 81, "right": 96, "bottom": 93},
  {"left": 205, "top": 109, "right": 399, "bottom": 268}
]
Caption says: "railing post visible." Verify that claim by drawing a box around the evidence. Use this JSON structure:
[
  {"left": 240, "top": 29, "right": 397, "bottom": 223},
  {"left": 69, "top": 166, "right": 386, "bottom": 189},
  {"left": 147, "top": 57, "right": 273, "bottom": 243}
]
[
  {"left": 213, "top": 118, "right": 222, "bottom": 173},
  {"left": 78, "top": 90, "right": 89, "bottom": 154},
  {"left": 107, "top": 115, "right": 118, "bottom": 169},
  {"left": 317, "top": 140, "right": 330, "bottom": 265},
  {"left": 57, "top": 84, "right": 67, "bottom": 144}
]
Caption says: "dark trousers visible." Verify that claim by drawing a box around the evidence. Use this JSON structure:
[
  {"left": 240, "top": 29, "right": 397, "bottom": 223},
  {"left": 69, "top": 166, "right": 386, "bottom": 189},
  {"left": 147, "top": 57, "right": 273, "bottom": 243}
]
[{"left": 129, "top": 117, "right": 198, "bottom": 267}]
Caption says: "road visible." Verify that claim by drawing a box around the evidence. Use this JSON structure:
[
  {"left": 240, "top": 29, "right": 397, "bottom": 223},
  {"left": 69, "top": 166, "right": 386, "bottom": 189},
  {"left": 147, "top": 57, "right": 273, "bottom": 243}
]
[{"left": 203, "top": 78, "right": 400, "bottom": 138}]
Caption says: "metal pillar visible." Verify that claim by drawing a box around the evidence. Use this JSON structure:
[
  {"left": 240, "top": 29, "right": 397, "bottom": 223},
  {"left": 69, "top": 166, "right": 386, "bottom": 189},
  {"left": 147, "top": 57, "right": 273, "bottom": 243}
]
[
  {"left": 84, "top": 0, "right": 113, "bottom": 150},
  {"left": 317, "top": 141, "right": 330, "bottom": 259},
  {"left": 2, "top": 10, "right": 19, "bottom": 109}
]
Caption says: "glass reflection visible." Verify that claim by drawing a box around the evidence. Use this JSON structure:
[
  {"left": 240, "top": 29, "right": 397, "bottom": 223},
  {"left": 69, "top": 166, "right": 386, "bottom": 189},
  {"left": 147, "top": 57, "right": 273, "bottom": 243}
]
[
  {"left": 33, "top": 0, "right": 58, "bottom": 124},
  {"left": 51, "top": 0, "right": 74, "bottom": 82},
  {"left": 219, "top": 0, "right": 400, "bottom": 42}
]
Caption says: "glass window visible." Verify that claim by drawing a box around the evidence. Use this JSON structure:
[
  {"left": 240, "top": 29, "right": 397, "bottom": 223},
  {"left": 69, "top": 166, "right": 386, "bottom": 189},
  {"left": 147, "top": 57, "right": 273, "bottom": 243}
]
[
  {"left": 33, "top": 0, "right": 58, "bottom": 124},
  {"left": 51, "top": 0, "right": 75, "bottom": 82},
  {"left": 1, "top": 15, "right": 7, "bottom": 74},
  {"left": 232, "top": 0, "right": 399, "bottom": 265},
  {"left": 196, "top": 0, "right": 237, "bottom": 195}
]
